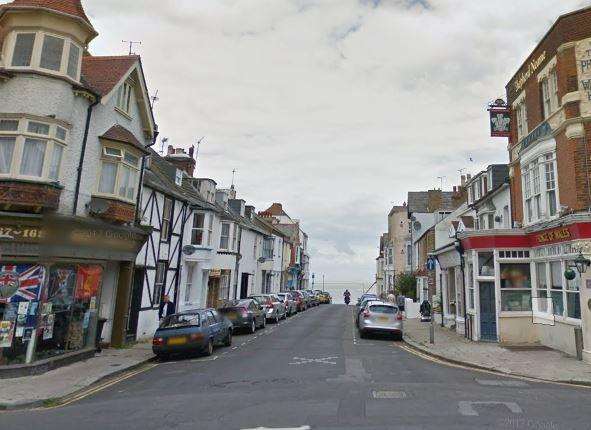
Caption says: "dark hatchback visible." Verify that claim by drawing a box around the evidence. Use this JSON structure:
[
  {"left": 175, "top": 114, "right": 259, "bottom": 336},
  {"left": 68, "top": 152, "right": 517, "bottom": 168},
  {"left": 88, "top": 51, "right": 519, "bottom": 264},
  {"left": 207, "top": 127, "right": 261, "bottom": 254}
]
[
  {"left": 152, "top": 309, "right": 232, "bottom": 359},
  {"left": 218, "top": 299, "right": 266, "bottom": 333}
]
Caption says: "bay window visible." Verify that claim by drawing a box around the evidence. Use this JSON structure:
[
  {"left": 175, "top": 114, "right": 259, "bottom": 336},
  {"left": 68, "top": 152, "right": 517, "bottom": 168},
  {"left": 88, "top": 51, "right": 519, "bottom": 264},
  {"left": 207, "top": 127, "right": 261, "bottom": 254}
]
[
  {"left": 521, "top": 151, "right": 559, "bottom": 225},
  {"left": 97, "top": 145, "right": 141, "bottom": 203},
  {"left": 535, "top": 262, "right": 548, "bottom": 313},
  {"left": 533, "top": 257, "right": 582, "bottom": 320},
  {"left": 0, "top": 117, "right": 67, "bottom": 182},
  {"left": 8, "top": 31, "right": 82, "bottom": 81},
  {"left": 566, "top": 270, "right": 581, "bottom": 319}
]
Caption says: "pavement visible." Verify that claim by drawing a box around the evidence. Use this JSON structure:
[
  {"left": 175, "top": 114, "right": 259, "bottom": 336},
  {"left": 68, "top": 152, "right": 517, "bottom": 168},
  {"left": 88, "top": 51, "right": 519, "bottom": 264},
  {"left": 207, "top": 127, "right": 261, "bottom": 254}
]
[
  {"left": 403, "top": 317, "right": 591, "bottom": 385},
  {"left": 2, "top": 304, "right": 591, "bottom": 429},
  {"left": 0, "top": 342, "right": 154, "bottom": 409}
]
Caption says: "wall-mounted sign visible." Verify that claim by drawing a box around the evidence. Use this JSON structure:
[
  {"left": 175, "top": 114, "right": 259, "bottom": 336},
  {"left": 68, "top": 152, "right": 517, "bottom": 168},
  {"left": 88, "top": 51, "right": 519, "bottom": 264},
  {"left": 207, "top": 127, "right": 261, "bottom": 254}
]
[
  {"left": 513, "top": 51, "right": 546, "bottom": 93},
  {"left": 519, "top": 121, "right": 552, "bottom": 151},
  {"left": 535, "top": 227, "right": 571, "bottom": 245},
  {"left": 489, "top": 108, "right": 511, "bottom": 137}
]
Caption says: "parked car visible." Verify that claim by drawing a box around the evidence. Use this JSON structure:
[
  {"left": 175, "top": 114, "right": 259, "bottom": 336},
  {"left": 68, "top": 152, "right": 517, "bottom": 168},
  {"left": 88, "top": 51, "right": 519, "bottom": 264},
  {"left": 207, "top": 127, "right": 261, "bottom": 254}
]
[
  {"left": 152, "top": 309, "right": 232, "bottom": 359},
  {"left": 357, "top": 293, "right": 378, "bottom": 307},
  {"left": 299, "top": 291, "right": 312, "bottom": 309},
  {"left": 218, "top": 299, "right": 266, "bottom": 333},
  {"left": 290, "top": 290, "right": 307, "bottom": 311},
  {"left": 305, "top": 290, "right": 319, "bottom": 306},
  {"left": 358, "top": 301, "right": 403, "bottom": 340},
  {"left": 355, "top": 298, "right": 381, "bottom": 326},
  {"left": 249, "top": 294, "right": 287, "bottom": 323},
  {"left": 277, "top": 292, "right": 298, "bottom": 316}
]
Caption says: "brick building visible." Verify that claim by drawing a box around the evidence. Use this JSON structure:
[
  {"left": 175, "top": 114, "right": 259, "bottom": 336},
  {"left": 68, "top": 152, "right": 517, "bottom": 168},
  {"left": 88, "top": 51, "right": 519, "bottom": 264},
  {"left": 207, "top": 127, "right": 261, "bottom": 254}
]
[{"left": 459, "top": 6, "right": 591, "bottom": 360}]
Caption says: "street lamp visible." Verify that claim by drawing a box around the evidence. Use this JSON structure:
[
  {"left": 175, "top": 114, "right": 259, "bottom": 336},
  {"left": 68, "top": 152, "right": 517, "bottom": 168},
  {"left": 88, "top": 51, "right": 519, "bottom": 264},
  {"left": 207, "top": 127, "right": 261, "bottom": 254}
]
[{"left": 569, "top": 251, "right": 591, "bottom": 275}]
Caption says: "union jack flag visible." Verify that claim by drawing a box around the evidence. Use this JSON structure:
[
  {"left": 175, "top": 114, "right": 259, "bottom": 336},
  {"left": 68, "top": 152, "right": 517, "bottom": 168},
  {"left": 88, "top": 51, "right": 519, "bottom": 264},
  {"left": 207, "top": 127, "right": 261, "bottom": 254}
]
[{"left": 0, "top": 264, "right": 45, "bottom": 303}]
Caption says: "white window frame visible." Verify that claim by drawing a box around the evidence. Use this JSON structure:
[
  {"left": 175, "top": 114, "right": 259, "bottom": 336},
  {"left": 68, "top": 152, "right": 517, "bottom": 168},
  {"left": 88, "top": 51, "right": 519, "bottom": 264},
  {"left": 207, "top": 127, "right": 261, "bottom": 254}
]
[
  {"left": 220, "top": 222, "right": 231, "bottom": 250},
  {"left": 191, "top": 212, "right": 206, "bottom": 246},
  {"left": 263, "top": 237, "right": 274, "bottom": 259},
  {"left": 116, "top": 81, "right": 134, "bottom": 116},
  {"left": 96, "top": 144, "right": 141, "bottom": 204},
  {"left": 7, "top": 30, "right": 82, "bottom": 81},
  {"left": 520, "top": 141, "right": 559, "bottom": 226},
  {"left": 153, "top": 261, "right": 167, "bottom": 306},
  {"left": 514, "top": 94, "right": 528, "bottom": 141},
  {"left": 161, "top": 197, "right": 173, "bottom": 242},
  {"left": 0, "top": 116, "right": 68, "bottom": 182}
]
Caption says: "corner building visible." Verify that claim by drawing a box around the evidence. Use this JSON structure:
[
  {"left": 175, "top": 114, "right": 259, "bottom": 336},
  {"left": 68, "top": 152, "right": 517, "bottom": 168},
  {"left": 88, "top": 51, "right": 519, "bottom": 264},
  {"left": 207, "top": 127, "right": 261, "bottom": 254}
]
[{"left": 459, "top": 6, "right": 591, "bottom": 360}]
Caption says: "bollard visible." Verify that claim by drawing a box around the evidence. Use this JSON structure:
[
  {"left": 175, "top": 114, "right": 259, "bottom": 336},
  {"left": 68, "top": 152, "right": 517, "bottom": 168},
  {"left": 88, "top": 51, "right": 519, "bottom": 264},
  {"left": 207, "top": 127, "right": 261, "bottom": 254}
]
[
  {"left": 575, "top": 326, "right": 584, "bottom": 361},
  {"left": 430, "top": 317, "right": 435, "bottom": 344}
]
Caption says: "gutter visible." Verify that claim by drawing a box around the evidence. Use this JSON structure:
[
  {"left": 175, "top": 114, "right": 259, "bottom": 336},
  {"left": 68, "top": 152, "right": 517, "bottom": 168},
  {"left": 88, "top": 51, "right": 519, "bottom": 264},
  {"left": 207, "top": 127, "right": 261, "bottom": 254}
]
[{"left": 72, "top": 96, "right": 100, "bottom": 215}]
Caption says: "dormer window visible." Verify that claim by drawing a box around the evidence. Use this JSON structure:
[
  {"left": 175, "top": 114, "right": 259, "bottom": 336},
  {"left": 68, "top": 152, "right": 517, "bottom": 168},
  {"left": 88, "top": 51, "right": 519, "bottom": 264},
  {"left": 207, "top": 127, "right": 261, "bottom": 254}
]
[{"left": 7, "top": 31, "right": 82, "bottom": 82}]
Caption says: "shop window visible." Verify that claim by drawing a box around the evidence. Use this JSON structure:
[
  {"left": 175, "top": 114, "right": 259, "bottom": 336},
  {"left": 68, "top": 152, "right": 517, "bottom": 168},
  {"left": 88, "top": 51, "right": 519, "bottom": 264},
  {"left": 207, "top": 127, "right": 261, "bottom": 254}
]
[
  {"left": 0, "top": 264, "right": 103, "bottom": 366},
  {"left": 153, "top": 262, "right": 166, "bottom": 305},
  {"left": 566, "top": 270, "right": 581, "bottom": 319},
  {"left": 550, "top": 261, "right": 564, "bottom": 316},
  {"left": 467, "top": 263, "right": 474, "bottom": 309},
  {"left": 535, "top": 262, "right": 549, "bottom": 313},
  {"left": 500, "top": 263, "right": 532, "bottom": 311},
  {"left": 478, "top": 252, "right": 494, "bottom": 276}
]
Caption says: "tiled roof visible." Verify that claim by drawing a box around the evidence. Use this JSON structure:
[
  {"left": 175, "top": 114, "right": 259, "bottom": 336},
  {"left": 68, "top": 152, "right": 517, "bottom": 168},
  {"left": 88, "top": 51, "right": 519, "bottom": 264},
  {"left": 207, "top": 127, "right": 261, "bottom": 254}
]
[
  {"left": 260, "top": 203, "right": 287, "bottom": 217},
  {"left": 407, "top": 191, "right": 455, "bottom": 213},
  {"left": 81, "top": 55, "right": 138, "bottom": 96},
  {"left": 100, "top": 124, "right": 149, "bottom": 154},
  {"left": 1, "top": 0, "right": 93, "bottom": 27}
]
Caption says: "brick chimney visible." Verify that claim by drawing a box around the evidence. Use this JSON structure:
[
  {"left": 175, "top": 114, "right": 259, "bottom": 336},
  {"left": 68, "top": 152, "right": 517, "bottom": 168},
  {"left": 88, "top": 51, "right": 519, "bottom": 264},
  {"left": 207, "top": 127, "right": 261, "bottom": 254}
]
[
  {"left": 164, "top": 145, "right": 196, "bottom": 177},
  {"left": 452, "top": 184, "right": 467, "bottom": 208}
]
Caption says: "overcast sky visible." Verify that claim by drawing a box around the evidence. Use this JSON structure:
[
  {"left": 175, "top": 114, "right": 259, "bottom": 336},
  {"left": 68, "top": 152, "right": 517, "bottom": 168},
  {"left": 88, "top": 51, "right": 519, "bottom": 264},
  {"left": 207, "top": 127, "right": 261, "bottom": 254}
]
[{"left": 79, "top": 0, "right": 590, "bottom": 283}]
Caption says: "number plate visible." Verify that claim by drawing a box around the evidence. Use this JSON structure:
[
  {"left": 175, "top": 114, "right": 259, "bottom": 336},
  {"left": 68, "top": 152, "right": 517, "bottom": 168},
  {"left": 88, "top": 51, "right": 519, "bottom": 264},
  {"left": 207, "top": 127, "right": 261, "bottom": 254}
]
[
  {"left": 378, "top": 316, "right": 389, "bottom": 322},
  {"left": 167, "top": 336, "right": 187, "bottom": 345},
  {"left": 226, "top": 312, "right": 237, "bottom": 320}
]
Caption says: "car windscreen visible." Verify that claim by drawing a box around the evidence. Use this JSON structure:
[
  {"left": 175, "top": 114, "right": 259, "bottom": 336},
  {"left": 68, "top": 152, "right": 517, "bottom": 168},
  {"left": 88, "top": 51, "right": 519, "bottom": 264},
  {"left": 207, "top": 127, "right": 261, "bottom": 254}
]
[
  {"left": 160, "top": 313, "right": 200, "bottom": 328},
  {"left": 369, "top": 305, "right": 397, "bottom": 314}
]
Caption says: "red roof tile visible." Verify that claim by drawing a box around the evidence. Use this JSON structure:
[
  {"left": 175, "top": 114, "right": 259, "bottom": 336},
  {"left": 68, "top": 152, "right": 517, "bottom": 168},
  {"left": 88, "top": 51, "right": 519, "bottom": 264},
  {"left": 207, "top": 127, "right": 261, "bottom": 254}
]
[
  {"left": 1, "top": 0, "right": 93, "bottom": 27},
  {"left": 259, "top": 203, "right": 287, "bottom": 217},
  {"left": 81, "top": 55, "right": 138, "bottom": 96},
  {"left": 100, "top": 124, "right": 149, "bottom": 154}
]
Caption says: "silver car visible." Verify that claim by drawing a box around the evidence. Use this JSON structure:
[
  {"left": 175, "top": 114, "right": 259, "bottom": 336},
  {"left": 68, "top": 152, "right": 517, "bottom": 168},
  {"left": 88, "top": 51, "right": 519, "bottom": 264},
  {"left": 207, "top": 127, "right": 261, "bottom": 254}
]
[
  {"left": 277, "top": 292, "right": 297, "bottom": 316},
  {"left": 249, "top": 294, "right": 287, "bottom": 323},
  {"left": 358, "top": 301, "right": 403, "bottom": 340}
]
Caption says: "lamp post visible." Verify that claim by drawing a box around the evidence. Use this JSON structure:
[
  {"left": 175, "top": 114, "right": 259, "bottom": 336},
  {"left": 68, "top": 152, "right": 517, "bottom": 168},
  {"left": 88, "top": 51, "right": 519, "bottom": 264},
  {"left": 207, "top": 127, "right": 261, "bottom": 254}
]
[
  {"left": 570, "top": 251, "right": 591, "bottom": 275},
  {"left": 567, "top": 250, "right": 590, "bottom": 361}
]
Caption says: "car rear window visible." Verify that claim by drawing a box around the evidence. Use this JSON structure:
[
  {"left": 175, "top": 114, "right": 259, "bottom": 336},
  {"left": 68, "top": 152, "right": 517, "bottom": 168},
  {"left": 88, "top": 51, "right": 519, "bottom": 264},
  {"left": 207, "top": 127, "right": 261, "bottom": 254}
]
[
  {"left": 369, "top": 305, "right": 397, "bottom": 314},
  {"left": 160, "top": 313, "right": 200, "bottom": 328}
]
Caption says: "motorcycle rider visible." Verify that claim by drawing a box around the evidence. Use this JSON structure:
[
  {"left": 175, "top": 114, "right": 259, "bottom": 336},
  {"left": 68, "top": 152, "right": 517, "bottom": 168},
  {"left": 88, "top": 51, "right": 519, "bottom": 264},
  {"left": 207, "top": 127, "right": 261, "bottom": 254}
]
[{"left": 343, "top": 289, "right": 351, "bottom": 305}]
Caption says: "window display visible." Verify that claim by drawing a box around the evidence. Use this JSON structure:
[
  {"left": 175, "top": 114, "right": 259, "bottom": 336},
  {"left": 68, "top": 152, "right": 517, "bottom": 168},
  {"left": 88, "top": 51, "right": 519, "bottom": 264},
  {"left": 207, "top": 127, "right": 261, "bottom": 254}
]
[
  {"left": 500, "top": 263, "right": 532, "bottom": 311},
  {"left": 0, "top": 262, "right": 103, "bottom": 366}
]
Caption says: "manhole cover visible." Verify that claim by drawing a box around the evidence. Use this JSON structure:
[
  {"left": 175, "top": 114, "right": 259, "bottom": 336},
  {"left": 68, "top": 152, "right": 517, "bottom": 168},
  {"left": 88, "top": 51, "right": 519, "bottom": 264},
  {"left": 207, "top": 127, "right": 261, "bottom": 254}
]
[{"left": 371, "top": 390, "right": 407, "bottom": 399}]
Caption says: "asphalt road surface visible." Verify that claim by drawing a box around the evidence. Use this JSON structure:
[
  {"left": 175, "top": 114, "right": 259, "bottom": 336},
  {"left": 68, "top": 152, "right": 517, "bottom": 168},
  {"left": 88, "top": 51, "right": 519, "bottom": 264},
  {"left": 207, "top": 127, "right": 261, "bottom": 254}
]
[{"left": 3, "top": 304, "right": 591, "bottom": 429}]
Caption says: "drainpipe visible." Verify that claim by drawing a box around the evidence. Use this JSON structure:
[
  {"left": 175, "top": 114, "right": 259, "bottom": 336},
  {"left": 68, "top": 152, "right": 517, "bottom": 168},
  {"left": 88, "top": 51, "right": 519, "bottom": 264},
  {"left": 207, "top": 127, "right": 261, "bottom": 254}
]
[
  {"left": 72, "top": 96, "right": 100, "bottom": 216},
  {"left": 135, "top": 129, "right": 159, "bottom": 223}
]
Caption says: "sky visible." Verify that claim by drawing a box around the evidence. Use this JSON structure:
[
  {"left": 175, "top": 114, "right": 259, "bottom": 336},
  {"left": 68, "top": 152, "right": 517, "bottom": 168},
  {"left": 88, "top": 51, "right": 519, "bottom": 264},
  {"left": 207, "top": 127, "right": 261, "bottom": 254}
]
[{"left": 79, "top": 0, "right": 591, "bottom": 283}]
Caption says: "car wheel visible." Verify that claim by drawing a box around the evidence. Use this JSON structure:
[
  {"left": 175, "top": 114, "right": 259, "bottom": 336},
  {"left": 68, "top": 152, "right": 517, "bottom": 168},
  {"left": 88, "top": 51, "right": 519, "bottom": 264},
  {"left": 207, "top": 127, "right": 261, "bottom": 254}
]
[
  {"left": 394, "top": 332, "right": 403, "bottom": 342},
  {"left": 204, "top": 339, "right": 213, "bottom": 356},
  {"left": 275, "top": 315, "right": 280, "bottom": 324},
  {"left": 359, "top": 330, "right": 366, "bottom": 339},
  {"left": 249, "top": 319, "right": 256, "bottom": 334},
  {"left": 262, "top": 317, "right": 267, "bottom": 328},
  {"left": 224, "top": 330, "right": 232, "bottom": 346},
  {"left": 156, "top": 353, "right": 169, "bottom": 361}
]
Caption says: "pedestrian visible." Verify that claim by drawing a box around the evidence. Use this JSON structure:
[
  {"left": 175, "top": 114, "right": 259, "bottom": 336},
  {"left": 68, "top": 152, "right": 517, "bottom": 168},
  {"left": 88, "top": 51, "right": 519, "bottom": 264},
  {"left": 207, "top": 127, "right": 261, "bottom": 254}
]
[
  {"left": 343, "top": 289, "right": 351, "bottom": 305},
  {"left": 387, "top": 290, "right": 396, "bottom": 304},
  {"left": 159, "top": 295, "right": 175, "bottom": 320}
]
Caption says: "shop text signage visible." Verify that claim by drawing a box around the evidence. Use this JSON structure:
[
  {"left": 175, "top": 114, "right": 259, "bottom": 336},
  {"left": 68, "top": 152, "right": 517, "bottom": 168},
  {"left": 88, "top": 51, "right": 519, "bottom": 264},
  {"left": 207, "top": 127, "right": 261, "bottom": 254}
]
[
  {"left": 520, "top": 121, "right": 552, "bottom": 150},
  {"left": 534, "top": 227, "right": 571, "bottom": 245},
  {"left": 0, "top": 226, "right": 43, "bottom": 241},
  {"left": 513, "top": 51, "right": 546, "bottom": 93}
]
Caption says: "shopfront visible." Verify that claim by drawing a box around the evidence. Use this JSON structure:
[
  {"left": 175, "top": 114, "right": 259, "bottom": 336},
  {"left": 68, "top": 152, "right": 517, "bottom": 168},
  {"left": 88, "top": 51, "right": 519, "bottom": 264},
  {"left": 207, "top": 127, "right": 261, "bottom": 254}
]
[
  {"left": 0, "top": 216, "right": 148, "bottom": 374},
  {"left": 460, "top": 219, "right": 590, "bottom": 356}
]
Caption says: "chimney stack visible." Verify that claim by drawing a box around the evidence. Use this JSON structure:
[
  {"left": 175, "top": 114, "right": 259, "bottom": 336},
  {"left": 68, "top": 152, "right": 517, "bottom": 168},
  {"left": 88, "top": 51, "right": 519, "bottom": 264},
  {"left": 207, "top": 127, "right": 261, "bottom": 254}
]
[
  {"left": 461, "top": 175, "right": 466, "bottom": 186},
  {"left": 164, "top": 145, "right": 196, "bottom": 177}
]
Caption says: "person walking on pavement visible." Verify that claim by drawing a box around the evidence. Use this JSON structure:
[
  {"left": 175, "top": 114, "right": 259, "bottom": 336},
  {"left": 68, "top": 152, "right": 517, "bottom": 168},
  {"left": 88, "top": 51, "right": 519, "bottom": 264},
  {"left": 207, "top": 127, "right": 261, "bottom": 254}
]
[{"left": 159, "top": 295, "right": 175, "bottom": 320}]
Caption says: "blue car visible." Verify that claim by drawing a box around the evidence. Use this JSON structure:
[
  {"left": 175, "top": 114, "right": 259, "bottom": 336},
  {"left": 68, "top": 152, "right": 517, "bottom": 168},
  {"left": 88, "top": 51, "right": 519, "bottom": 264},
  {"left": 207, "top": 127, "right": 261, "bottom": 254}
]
[{"left": 152, "top": 308, "right": 233, "bottom": 359}]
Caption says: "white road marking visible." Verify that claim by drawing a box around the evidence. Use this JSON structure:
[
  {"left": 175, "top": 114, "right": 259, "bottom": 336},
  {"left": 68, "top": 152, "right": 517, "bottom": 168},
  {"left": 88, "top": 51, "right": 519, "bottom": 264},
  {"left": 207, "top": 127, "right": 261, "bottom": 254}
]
[
  {"left": 241, "top": 426, "right": 311, "bottom": 430},
  {"left": 458, "top": 401, "right": 523, "bottom": 417},
  {"left": 371, "top": 390, "right": 407, "bottom": 399},
  {"left": 289, "top": 356, "right": 339, "bottom": 365},
  {"left": 476, "top": 379, "right": 528, "bottom": 387}
]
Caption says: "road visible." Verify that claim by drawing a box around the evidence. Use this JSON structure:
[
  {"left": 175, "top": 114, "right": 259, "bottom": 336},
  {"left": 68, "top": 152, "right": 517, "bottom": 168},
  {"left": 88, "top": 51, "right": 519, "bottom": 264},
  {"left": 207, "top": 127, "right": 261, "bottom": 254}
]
[{"left": 3, "top": 304, "right": 591, "bottom": 429}]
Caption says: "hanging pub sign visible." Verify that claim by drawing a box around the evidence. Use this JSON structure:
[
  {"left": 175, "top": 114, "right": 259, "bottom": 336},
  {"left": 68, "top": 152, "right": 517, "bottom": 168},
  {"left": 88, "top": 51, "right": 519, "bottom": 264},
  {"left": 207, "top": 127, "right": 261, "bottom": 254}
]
[{"left": 488, "top": 99, "right": 510, "bottom": 137}]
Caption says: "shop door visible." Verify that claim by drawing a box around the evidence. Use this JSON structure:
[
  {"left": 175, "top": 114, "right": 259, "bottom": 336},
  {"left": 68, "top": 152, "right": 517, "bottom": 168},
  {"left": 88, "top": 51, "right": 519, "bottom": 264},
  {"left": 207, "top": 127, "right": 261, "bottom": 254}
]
[
  {"left": 126, "top": 268, "right": 144, "bottom": 342},
  {"left": 240, "top": 273, "right": 249, "bottom": 299},
  {"left": 479, "top": 282, "right": 497, "bottom": 341},
  {"left": 207, "top": 277, "right": 220, "bottom": 308}
]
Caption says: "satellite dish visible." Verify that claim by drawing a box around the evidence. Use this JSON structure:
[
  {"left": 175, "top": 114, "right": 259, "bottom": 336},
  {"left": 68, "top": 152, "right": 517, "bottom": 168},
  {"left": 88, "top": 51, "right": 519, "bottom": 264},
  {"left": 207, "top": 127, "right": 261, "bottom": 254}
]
[
  {"left": 414, "top": 221, "right": 422, "bottom": 231},
  {"left": 182, "top": 245, "right": 197, "bottom": 255}
]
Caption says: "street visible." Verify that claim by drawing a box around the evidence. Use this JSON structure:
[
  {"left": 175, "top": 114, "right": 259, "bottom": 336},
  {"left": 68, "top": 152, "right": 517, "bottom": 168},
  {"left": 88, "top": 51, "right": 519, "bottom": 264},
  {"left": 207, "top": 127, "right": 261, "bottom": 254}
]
[{"left": 2, "top": 304, "right": 591, "bottom": 430}]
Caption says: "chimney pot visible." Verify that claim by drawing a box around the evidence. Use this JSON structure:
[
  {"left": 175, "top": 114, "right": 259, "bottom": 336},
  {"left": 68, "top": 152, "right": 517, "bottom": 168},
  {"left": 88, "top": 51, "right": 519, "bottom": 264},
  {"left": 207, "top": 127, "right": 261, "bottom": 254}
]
[
  {"left": 167, "top": 145, "right": 174, "bottom": 155},
  {"left": 189, "top": 145, "right": 194, "bottom": 158}
]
